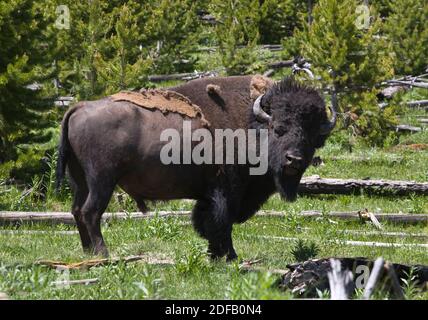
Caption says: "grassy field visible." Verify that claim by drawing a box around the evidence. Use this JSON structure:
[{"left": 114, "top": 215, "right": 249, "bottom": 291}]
[{"left": 0, "top": 108, "right": 427, "bottom": 300}]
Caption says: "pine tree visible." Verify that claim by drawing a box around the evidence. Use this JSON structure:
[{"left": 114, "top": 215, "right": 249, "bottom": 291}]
[
  {"left": 54, "top": 0, "right": 110, "bottom": 99},
  {"left": 371, "top": 0, "right": 393, "bottom": 18},
  {"left": 209, "top": 0, "right": 261, "bottom": 75},
  {"left": 258, "top": 0, "right": 307, "bottom": 44},
  {"left": 54, "top": 0, "right": 202, "bottom": 96},
  {"left": 95, "top": 4, "right": 153, "bottom": 94},
  {"left": 386, "top": 0, "right": 428, "bottom": 75},
  {"left": 0, "top": 0, "right": 56, "bottom": 162},
  {"left": 291, "top": 0, "right": 396, "bottom": 145},
  {"left": 140, "top": 0, "right": 202, "bottom": 74}
]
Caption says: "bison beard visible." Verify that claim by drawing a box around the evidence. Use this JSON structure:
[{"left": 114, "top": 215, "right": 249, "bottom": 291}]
[{"left": 274, "top": 172, "right": 303, "bottom": 202}]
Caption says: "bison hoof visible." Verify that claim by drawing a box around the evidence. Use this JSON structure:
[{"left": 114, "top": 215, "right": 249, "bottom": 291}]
[
  {"left": 209, "top": 252, "right": 223, "bottom": 261},
  {"left": 92, "top": 247, "right": 109, "bottom": 258},
  {"left": 208, "top": 249, "right": 238, "bottom": 262},
  {"left": 226, "top": 252, "right": 238, "bottom": 262}
]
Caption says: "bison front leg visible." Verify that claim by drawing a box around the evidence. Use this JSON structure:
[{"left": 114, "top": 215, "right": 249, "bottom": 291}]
[
  {"left": 207, "top": 225, "right": 237, "bottom": 262},
  {"left": 192, "top": 190, "right": 237, "bottom": 261}
]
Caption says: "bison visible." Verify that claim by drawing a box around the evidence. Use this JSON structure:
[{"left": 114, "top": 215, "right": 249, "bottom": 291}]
[{"left": 56, "top": 75, "right": 336, "bottom": 260}]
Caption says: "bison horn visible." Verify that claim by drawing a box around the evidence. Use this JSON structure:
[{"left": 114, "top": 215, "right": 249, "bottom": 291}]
[
  {"left": 320, "top": 89, "right": 338, "bottom": 135},
  {"left": 253, "top": 94, "right": 272, "bottom": 123}
]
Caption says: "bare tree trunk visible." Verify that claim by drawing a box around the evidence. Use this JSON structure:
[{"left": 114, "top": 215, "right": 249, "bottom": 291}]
[{"left": 307, "top": 0, "right": 313, "bottom": 25}]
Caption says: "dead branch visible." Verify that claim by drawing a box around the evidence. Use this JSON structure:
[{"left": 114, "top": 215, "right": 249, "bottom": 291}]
[
  {"left": 328, "top": 259, "right": 354, "bottom": 300},
  {"left": 362, "top": 257, "right": 385, "bottom": 299},
  {"left": 51, "top": 278, "right": 99, "bottom": 287},
  {"left": 298, "top": 210, "right": 428, "bottom": 224},
  {"left": 37, "top": 254, "right": 174, "bottom": 270},
  {"left": 385, "top": 263, "right": 405, "bottom": 300}
]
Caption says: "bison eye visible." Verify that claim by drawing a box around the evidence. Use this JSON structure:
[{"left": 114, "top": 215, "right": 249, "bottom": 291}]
[{"left": 274, "top": 126, "right": 286, "bottom": 137}]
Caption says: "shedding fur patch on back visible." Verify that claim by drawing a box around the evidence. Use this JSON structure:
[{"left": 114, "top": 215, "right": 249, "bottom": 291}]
[
  {"left": 110, "top": 89, "right": 210, "bottom": 127},
  {"left": 250, "top": 75, "right": 275, "bottom": 99}
]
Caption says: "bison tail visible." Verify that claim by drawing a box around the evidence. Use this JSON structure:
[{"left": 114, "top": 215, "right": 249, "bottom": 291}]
[{"left": 55, "top": 104, "right": 83, "bottom": 191}]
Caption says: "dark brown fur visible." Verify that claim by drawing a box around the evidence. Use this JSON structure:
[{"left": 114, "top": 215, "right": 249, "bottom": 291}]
[{"left": 57, "top": 76, "right": 330, "bottom": 259}]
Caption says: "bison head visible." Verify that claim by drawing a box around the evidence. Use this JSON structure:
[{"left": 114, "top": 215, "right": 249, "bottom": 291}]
[{"left": 252, "top": 77, "right": 336, "bottom": 201}]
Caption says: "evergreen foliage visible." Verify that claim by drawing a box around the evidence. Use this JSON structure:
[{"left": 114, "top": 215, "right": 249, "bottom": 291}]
[
  {"left": 289, "top": 0, "right": 397, "bottom": 145},
  {"left": 385, "top": 0, "right": 428, "bottom": 75},
  {"left": 1, "top": 0, "right": 427, "bottom": 177},
  {"left": 0, "top": 1, "right": 56, "bottom": 162},
  {"left": 209, "top": 0, "right": 261, "bottom": 75}
]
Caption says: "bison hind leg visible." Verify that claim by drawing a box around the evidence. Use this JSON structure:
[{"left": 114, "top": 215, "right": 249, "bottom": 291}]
[
  {"left": 80, "top": 177, "right": 117, "bottom": 257},
  {"left": 67, "top": 156, "right": 93, "bottom": 253}
]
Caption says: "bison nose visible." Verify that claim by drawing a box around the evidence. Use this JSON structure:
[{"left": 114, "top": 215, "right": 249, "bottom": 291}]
[{"left": 285, "top": 153, "right": 304, "bottom": 170}]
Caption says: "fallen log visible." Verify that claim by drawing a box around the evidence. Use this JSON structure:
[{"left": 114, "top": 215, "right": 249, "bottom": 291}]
[
  {"left": 268, "top": 60, "right": 294, "bottom": 69},
  {"left": 51, "top": 278, "right": 99, "bottom": 287},
  {"left": 299, "top": 176, "right": 428, "bottom": 196},
  {"left": 296, "top": 227, "right": 428, "bottom": 239},
  {"left": 0, "top": 229, "right": 78, "bottom": 235},
  {"left": 0, "top": 292, "right": 9, "bottom": 300},
  {"left": 199, "top": 13, "right": 217, "bottom": 25},
  {"left": 148, "top": 73, "right": 193, "bottom": 82},
  {"left": 394, "top": 124, "right": 422, "bottom": 133},
  {"left": 197, "top": 44, "right": 283, "bottom": 52},
  {"left": 0, "top": 209, "right": 426, "bottom": 225},
  {"left": 0, "top": 211, "right": 189, "bottom": 225},
  {"left": 379, "top": 86, "right": 407, "bottom": 99},
  {"left": 329, "top": 155, "right": 403, "bottom": 162},
  {"left": 407, "top": 100, "right": 428, "bottom": 108},
  {"left": 148, "top": 71, "right": 218, "bottom": 82},
  {"left": 386, "top": 80, "right": 428, "bottom": 89},
  {"left": 255, "top": 234, "right": 428, "bottom": 249},
  {"left": 299, "top": 210, "right": 428, "bottom": 224},
  {"left": 263, "top": 69, "right": 275, "bottom": 77}
]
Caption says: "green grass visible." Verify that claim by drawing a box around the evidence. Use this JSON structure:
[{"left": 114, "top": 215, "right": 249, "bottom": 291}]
[
  {"left": 0, "top": 108, "right": 427, "bottom": 300},
  {"left": 0, "top": 215, "right": 426, "bottom": 300}
]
